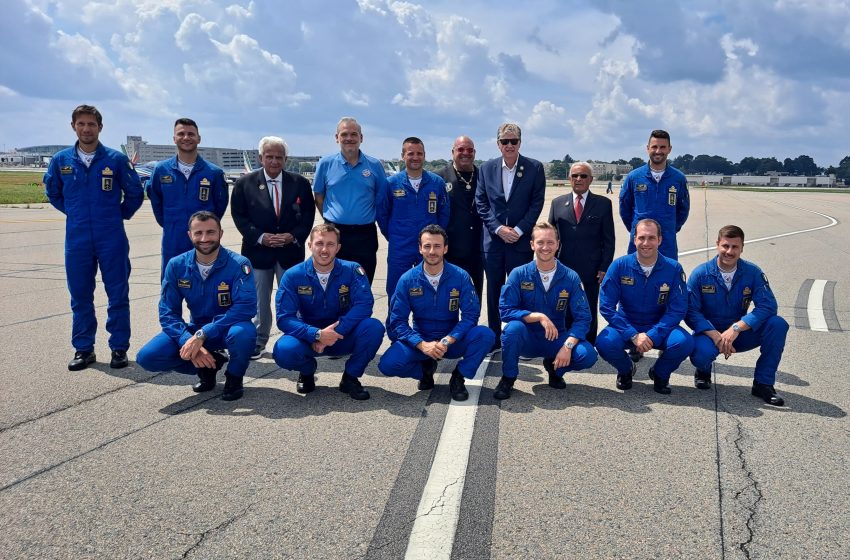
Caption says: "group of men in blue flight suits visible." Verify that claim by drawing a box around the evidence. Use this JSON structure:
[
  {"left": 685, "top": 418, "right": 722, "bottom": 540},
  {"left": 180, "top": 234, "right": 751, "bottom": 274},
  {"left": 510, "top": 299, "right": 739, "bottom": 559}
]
[{"left": 45, "top": 106, "right": 788, "bottom": 406}]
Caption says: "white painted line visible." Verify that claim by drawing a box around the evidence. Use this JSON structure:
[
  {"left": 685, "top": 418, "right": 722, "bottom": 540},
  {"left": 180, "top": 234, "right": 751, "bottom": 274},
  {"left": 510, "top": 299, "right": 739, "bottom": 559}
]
[
  {"left": 404, "top": 359, "right": 488, "bottom": 560},
  {"left": 679, "top": 205, "right": 838, "bottom": 257},
  {"left": 807, "top": 279, "right": 829, "bottom": 332}
]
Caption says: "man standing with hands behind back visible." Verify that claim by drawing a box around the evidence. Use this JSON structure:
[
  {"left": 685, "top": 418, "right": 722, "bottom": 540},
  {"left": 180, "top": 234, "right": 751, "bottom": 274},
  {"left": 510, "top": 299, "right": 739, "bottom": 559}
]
[
  {"left": 475, "top": 123, "right": 546, "bottom": 350},
  {"left": 231, "top": 136, "right": 315, "bottom": 359},
  {"left": 548, "top": 161, "right": 615, "bottom": 344}
]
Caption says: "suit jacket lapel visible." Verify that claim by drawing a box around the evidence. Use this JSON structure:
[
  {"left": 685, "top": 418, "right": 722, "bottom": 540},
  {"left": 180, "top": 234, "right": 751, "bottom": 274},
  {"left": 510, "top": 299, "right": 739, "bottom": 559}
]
[
  {"left": 565, "top": 192, "right": 577, "bottom": 224},
  {"left": 257, "top": 172, "right": 275, "bottom": 216}
]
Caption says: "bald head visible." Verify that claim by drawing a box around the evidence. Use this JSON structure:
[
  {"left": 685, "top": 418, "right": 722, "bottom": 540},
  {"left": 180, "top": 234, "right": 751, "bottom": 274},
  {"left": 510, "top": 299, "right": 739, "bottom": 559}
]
[{"left": 451, "top": 135, "right": 476, "bottom": 172}]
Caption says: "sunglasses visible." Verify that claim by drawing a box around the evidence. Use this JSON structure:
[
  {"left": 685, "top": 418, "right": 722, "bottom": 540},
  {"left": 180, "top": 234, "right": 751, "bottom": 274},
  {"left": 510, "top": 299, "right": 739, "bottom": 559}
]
[
  {"left": 499, "top": 138, "right": 520, "bottom": 146},
  {"left": 571, "top": 173, "right": 589, "bottom": 179}
]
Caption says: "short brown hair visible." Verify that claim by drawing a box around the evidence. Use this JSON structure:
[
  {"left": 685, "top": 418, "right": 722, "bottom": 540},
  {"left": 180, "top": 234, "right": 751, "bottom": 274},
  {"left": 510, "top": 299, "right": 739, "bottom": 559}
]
[
  {"left": 717, "top": 225, "right": 745, "bottom": 243},
  {"left": 635, "top": 218, "right": 662, "bottom": 237},
  {"left": 309, "top": 223, "right": 340, "bottom": 243},
  {"left": 72, "top": 105, "right": 102, "bottom": 126}
]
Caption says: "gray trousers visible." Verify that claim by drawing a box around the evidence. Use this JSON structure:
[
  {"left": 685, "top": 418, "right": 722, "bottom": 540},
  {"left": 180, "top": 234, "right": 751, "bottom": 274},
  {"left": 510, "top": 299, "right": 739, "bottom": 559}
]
[{"left": 253, "top": 263, "right": 285, "bottom": 349}]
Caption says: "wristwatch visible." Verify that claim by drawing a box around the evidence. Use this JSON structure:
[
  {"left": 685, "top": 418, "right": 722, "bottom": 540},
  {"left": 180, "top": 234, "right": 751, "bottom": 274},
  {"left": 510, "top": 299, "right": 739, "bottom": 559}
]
[
  {"left": 194, "top": 329, "right": 206, "bottom": 341},
  {"left": 731, "top": 323, "right": 741, "bottom": 333},
  {"left": 440, "top": 337, "right": 451, "bottom": 346},
  {"left": 314, "top": 329, "right": 322, "bottom": 341},
  {"left": 564, "top": 339, "right": 576, "bottom": 350}
]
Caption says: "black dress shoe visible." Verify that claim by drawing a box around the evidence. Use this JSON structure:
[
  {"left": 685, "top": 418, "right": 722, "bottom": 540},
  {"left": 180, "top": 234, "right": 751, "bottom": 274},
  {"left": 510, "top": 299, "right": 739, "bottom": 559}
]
[
  {"left": 68, "top": 351, "right": 96, "bottom": 371},
  {"left": 193, "top": 368, "right": 217, "bottom": 392},
  {"left": 649, "top": 368, "right": 671, "bottom": 394},
  {"left": 493, "top": 377, "right": 515, "bottom": 400},
  {"left": 109, "top": 349, "right": 128, "bottom": 369},
  {"left": 221, "top": 372, "right": 244, "bottom": 401},
  {"left": 449, "top": 368, "right": 469, "bottom": 401},
  {"left": 616, "top": 362, "right": 635, "bottom": 390},
  {"left": 628, "top": 348, "right": 643, "bottom": 363},
  {"left": 544, "top": 358, "right": 566, "bottom": 389},
  {"left": 694, "top": 369, "right": 712, "bottom": 390},
  {"left": 752, "top": 382, "right": 784, "bottom": 406},
  {"left": 339, "top": 373, "right": 370, "bottom": 400},
  {"left": 418, "top": 358, "right": 437, "bottom": 390},
  {"left": 297, "top": 373, "right": 316, "bottom": 394}
]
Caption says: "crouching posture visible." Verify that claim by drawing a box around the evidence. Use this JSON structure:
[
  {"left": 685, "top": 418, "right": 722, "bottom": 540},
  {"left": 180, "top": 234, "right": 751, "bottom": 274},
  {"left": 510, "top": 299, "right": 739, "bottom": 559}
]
[
  {"left": 137, "top": 211, "right": 257, "bottom": 401},
  {"left": 273, "top": 224, "right": 384, "bottom": 400},
  {"left": 686, "top": 225, "right": 788, "bottom": 406},
  {"left": 496, "top": 222, "right": 598, "bottom": 400},
  {"left": 379, "top": 225, "right": 494, "bottom": 401}
]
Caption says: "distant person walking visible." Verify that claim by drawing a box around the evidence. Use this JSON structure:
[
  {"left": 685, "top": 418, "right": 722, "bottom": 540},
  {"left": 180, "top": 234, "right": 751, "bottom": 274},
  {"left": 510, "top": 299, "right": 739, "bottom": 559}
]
[{"left": 606, "top": 180, "right": 613, "bottom": 194}]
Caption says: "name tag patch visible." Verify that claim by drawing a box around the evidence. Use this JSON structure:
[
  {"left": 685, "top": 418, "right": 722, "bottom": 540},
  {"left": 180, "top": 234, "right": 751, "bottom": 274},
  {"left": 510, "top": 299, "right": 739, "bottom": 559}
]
[
  {"left": 657, "top": 282, "right": 670, "bottom": 305},
  {"left": 297, "top": 285, "right": 313, "bottom": 296},
  {"left": 409, "top": 286, "right": 423, "bottom": 297},
  {"left": 521, "top": 281, "right": 535, "bottom": 291},
  {"left": 620, "top": 276, "right": 635, "bottom": 286},
  {"left": 177, "top": 279, "right": 191, "bottom": 289},
  {"left": 701, "top": 285, "right": 716, "bottom": 294}
]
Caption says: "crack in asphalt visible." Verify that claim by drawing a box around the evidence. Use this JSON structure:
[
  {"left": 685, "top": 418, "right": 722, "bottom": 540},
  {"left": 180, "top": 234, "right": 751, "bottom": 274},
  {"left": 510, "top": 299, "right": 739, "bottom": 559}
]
[
  {"left": 178, "top": 502, "right": 257, "bottom": 559},
  {"left": 724, "top": 408, "right": 763, "bottom": 560}
]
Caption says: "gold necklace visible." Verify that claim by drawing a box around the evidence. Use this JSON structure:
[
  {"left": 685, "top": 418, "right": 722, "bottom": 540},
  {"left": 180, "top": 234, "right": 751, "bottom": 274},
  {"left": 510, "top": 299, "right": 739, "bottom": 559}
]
[{"left": 453, "top": 164, "right": 475, "bottom": 191}]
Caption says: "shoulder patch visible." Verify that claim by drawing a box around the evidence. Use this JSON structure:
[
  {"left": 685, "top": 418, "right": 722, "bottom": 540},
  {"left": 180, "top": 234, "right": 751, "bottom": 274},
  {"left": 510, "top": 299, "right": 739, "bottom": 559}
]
[
  {"left": 356, "top": 266, "right": 366, "bottom": 276},
  {"left": 242, "top": 264, "right": 251, "bottom": 275}
]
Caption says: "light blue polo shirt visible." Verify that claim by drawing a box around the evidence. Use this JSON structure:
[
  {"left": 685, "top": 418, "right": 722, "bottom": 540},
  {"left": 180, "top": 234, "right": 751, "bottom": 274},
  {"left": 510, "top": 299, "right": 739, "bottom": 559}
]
[{"left": 312, "top": 151, "right": 387, "bottom": 224}]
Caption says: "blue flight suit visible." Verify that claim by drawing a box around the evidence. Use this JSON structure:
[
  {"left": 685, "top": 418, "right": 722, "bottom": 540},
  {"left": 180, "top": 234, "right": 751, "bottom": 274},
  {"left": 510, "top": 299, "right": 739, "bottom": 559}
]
[
  {"left": 376, "top": 170, "right": 450, "bottom": 295},
  {"left": 499, "top": 261, "right": 598, "bottom": 379},
  {"left": 619, "top": 164, "right": 689, "bottom": 260},
  {"left": 379, "top": 262, "right": 494, "bottom": 380},
  {"left": 597, "top": 253, "right": 694, "bottom": 381},
  {"left": 273, "top": 258, "right": 384, "bottom": 377},
  {"left": 146, "top": 156, "right": 229, "bottom": 275},
  {"left": 136, "top": 248, "right": 257, "bottom": 376},
  {"left": 44, "top": 142, "right": 144, "bottom": 352},
  {"left": 686, "top": 258, "right": 788, "bottom": 385}
]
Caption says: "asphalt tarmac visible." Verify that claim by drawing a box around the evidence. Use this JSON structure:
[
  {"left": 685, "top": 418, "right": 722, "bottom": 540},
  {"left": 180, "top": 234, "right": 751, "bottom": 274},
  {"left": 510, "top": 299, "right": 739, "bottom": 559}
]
[{"left": 1, "top": 185, "right": 848, "bottom": 559}]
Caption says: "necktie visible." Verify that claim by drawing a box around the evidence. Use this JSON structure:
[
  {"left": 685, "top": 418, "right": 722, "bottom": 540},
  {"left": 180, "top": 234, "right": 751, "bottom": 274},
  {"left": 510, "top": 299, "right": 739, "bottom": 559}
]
[
  {"left": 271, "top": 179, "right": 280, "bottom": 218},
  {"left": 575, "top": 195, "right": 583, "bottom": 222}
]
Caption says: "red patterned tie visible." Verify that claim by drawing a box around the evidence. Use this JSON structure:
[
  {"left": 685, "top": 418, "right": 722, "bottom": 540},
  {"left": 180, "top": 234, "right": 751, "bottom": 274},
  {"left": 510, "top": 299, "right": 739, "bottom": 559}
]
[{"left": 575, "top": 195, "right": 583, "bottom": 222}]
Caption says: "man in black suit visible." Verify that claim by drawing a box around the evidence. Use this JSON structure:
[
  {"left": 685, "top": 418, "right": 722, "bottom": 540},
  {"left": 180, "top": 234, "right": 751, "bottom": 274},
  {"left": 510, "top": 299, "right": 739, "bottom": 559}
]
[
  {"left": 436, "top": 135, "right": 483, "bottom": 300},
  {"left": 475, "top": 123, "right": 546, "bottom": 349},
  {"left": 548, "top": 161, "right": 615, "bottom": 344},
  {"left": 231, "top": 136, "right": 315, "bottom": 359}
]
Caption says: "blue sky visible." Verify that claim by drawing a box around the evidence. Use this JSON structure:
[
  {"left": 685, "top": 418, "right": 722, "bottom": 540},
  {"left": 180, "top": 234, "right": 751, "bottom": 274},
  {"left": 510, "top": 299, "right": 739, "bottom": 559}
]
[{"left": 2, "top": 0, "right": 849, "bottom": 167}]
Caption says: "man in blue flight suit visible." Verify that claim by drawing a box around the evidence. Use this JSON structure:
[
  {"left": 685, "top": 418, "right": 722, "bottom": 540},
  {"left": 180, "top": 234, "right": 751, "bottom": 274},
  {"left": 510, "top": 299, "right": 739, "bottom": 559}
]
[
  {"left": 597, "top": 219, "right": 694, "bottom": 394},
  {"left": 146, "top": 118, "right": 229, "bottom": 277},
  {"left": 496, "top": 222, "right": 598, "bottom": 400},
  {"left": 44, "top": 104, "right": 144, "bottom": 371},
  {"left": 379, "top": 225, "right": 494, "bottom": 402},
  {"left": 377, "top": 137, "right": 450, "bottom": 296},
  {"left": 136, "top": 211, "right": 257, "bottom": 401},
  {"left": 619, "top": 129, "right": 689, "bottom": 260},
  {"left": 273, "top": 223, "right": 383, "bottom": 401},
  {"left": 686, "top": 225, "right": 788, "bottom": 406}
]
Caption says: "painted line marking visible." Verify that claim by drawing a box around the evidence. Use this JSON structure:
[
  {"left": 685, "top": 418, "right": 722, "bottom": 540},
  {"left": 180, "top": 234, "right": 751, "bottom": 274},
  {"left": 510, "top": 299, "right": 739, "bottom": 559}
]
[
  {"left": 404, "top": 359, "right": 488, "bottom": 560},
  {"left": 680, "top": 204, "right": 838, "bottom": 257},
  {"left": 807, "top": 279, "right": 829, "bottom": 332}
]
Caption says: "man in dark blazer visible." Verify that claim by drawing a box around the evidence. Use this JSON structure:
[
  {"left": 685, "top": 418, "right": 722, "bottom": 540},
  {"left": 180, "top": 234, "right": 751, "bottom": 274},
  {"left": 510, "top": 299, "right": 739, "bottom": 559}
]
[
  {"left": 231, "top": 136, "right": 315, "bottom": 359},
  {"left": 475, "top": 123, "right": 546, "bottom": 349},
  {"left": 548, "top": 161, "right": 615, "bottom": 344},
  {"left": 436, "top": 135, "right": 483, "bottom": 300}
]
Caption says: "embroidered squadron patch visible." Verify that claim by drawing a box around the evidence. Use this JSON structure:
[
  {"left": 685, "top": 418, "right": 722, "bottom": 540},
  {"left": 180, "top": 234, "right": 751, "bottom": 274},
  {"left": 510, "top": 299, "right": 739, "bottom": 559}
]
[
  {"left": 445, "top": 182, "right": 453, "bottom": 192},
  {"left": 297, "top": 285, "right": 313, "bottom": 295},
  {"left": 339, "top": 284, "right": 350, "bottom": 308},
  {"left": 362, "top": 169, "right": 372, "bottom": 178},
  {"left": 160, "top": 175, "right": 173, "bottom": 184},
  {"left": 200, "top": 178, "right": 211, "bottom": 186},
  {"left": 428, "top": 191, "right": 437, "bottom": 214},
  {"left": 743, "top": 287, "right": 752, "bottom": 296},
  {"left": 409, "top": 286, "right": 423, "bottom": 297},
  {"left": 556, "top": 289, "right": 569, "bottom": 311},
  {"left": 60, "top": 166, "right": 73, "bottom": 174},
  {"left": 658, "top": 283, "right": 670, "bottom": 305},
  {"left": 449, "top": 287, "right": 460, "bottom": 311},
  {"left": 102, "top": 167, "right": 113, "bottom": 176},
  {"left": 177, "top": 279, "right": 191, "bottom": 289},
  {"left": 102, "top": 177, "right": 113, "bottom": 191},
  {"left": 636, "top": 184, "right": 647, "bottom": 192},
  {"left": 701, "top": 285, "right": 716, "bottom": 294},
  {"left": 199, "top": 186, "right": 210, "bottom": 201},
  {"left": 668, "top": 186, "right": 677, "bottom": 206},
  {"left": 621, "top": 276, "right": 635, "bottom": 285},
  {"left": 393, "top": 188, "right": 406, "bottom": 198},
  {"left": 521, "top": 281, "right": 534, "bottom": 291},
  {"left": 242, "top": 264, "right": 251, "bottom": 275},
  {"left": 217, "top": 281, "right": 231, "bottom": 306}
]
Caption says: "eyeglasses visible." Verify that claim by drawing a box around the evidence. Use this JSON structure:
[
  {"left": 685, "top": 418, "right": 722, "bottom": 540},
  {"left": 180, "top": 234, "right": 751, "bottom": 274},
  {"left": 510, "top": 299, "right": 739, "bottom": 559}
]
[
  {"left": 571, "top": 173, "right": 589, "bottom": 179},
  {"left": 499, "top": 138, "right": 520, "bottom": 146}
]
